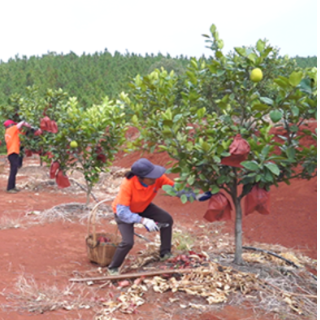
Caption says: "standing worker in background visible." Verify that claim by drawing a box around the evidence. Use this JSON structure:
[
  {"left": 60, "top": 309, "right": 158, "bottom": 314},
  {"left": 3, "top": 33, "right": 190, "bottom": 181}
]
[
  {"left": 4, "top": 119, "right": 31, "bottom": 193},
  {"left": 108, "top": 158, "right": 211, "bottom": 275}
]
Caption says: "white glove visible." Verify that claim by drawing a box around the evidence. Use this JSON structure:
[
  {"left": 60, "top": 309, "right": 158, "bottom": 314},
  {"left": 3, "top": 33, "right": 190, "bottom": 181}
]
[
  {"left": 142, "top": 218, "right": 159, "bottom": 232},
  {"left": 196, "top": 191, "right": 212, "bottom": 201}
]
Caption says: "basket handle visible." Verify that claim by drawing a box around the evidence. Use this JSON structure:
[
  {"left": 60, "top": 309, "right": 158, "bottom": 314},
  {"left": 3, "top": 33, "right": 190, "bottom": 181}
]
[{"left": 87, "top": 197, "right": 115, "bottom": 245}]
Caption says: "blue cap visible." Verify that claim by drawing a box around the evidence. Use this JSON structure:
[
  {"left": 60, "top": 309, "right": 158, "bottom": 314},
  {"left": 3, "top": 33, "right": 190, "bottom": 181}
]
[{"left": 131, "top": 158, "right": 166, "bottom": 179}]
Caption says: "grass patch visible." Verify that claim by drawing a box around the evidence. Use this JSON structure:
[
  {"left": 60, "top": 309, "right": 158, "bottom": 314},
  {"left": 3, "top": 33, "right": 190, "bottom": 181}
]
[
  {"left": 172, "top": 229, "right": 196, "bottom": 251},
  {"left": 1, "top": 275, "right": 100, "bottom": 314},
  {"left": 0, "top": 216, "right": 25, "bottom": 230}
]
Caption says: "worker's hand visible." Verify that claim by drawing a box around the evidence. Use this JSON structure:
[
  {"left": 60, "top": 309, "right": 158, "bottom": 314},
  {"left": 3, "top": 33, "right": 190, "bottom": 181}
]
[
  {"left": 142, "top": 218, "right": 159, "bottom": 232},
  {"left": 196, "top": 191, "right": 212, "bottom": 201},
  {"left": 17, "top": 120, "right": 31, "bottom": 130},
  {"left": 23, "top": 121, "right": 32, "bottom": 128}
]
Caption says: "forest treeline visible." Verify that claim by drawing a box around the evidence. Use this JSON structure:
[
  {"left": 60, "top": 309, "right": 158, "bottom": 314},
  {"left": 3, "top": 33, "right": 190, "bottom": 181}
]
[{"left": 0, "top": 50, "right": 316, "bottom": 108}]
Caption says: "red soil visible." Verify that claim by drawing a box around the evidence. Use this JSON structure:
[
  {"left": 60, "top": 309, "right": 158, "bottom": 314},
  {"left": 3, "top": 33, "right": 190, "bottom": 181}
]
[{"left": 0, "top": 123, "right": 316, "bottom": 320}]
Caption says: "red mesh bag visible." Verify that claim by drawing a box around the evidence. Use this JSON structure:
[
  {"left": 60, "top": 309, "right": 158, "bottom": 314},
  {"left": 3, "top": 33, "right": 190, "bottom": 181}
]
[
  {"left": 221, "top": 134, "right": 250, "bottom": 168},
  {"left": 40, "top": 117, "right": 58, "bottom": 133},
  {"left": 40, "top": 116, "right": 51, "bottom": 131},
  {"left": 96, "top": 153, "right": 107, "bottom": 163},
  {"left": 244, "top": 185, "right": 270, "bottom": 215},
  {"left": 50, "top": 161, "right": 60, "bottom": 179},
  {"left": 34, "top": 129, "right": 43, "bottom": 136},
  {"left": 44, "top": 151, "right": 54, "bottom": 159},
  {"left": 55, "top": 169, "right": 71, "bottom": 188},
  {"left": 25, "top": 149, "right": 33, "bottom": 157},
  {"left": 95, "top": 146, "right": 103, "bottom": 154},
  {"left": 49, "top": 120, "right": 58, "bottom": 133},
  {"left": 203, "top": 192, "right": 232, "bottom": 222}
]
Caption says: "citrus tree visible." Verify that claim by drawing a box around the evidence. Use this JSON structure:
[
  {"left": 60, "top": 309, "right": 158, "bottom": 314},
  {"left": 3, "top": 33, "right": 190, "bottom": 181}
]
[
  {"left": 19, "top": 87, "right": 69, "bottom": 163},
  {"left": 44, "top": 96, "right": 127, "bottom": 204},
  {"left": 0, "top": 86, "right": 68, "bottom": 162},
  {"left": 122, "top": 24, "right": 317, "bottom": 264}
]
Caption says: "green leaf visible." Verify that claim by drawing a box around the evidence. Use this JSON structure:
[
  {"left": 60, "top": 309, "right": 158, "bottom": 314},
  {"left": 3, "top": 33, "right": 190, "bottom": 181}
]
[
  {"left": 260, "top": 97, "right": 274, "bottom": 106},
  {"left": 289, "top": 125, "right": 299, "bottom": 133},
  {"left": 269, "top": 110, "right": 282, "bottom": 123},
  {"left": 210, "top": 24, "right": 216, "bottom": 35},
  {"left": 261, "top": 145, "right": 271, "bottom": 158},
  {"left": 265, "top": 163, "right": 280, "bottom": 176},
  {"left": 197, "top": 107, "right": 206, "bottom": 118},
  {"left": 210, "top": 185, "right": 220, "bottom": 194},
  {"left": 252, "top": 103, "right": 269, "bottom": 111},
  {"left": 256, "top": 39, "right": 265, "bottom": 52},
  {"left": 247, "top": 53, "right": 257, "bottom": 62},
  {"left": 285, "top": 147, "right": 296, "bottom": 159},
  {"left": 187, "top": 175, "right": 195, "bottom": 185},
  {"left": 298, "top": 78, "right": 312, "bottom": 94},
  {"left": 290, "top": 106, "right": 300, "bottom": 117},
  {"left": 215, "top": 51, "right": 223, "bottom": 59},
  {"left": 235, "top": 47, "right": 247, "bottom": 57},
  {"left": 162, "top": 185, "right": 176, "bottom": 196},
  {"left": 274, "top": 78, "right": 289, "bottom": 89},
  {"left": 241, "top": 161, "right": 260, "bottom": 171},
  {"left": 217, "top": 39, "right": 224, "bottom": 49},
  {"left": 289, "top": 71, "right": 303, "bottom": 87},
  {"left": 180, "top": 194, "right": 188, "bottom": 204}
]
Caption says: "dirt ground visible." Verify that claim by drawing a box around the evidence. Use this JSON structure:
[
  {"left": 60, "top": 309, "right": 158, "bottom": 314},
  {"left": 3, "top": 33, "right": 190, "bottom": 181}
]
[{"left": 0, "top": 139, "right": 317, "bottom": 320}]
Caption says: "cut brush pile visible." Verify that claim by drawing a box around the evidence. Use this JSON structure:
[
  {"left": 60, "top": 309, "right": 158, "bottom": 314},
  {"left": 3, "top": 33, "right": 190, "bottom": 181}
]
[{"left": 71, "top": 248, "right": 316, "bottom": 320}]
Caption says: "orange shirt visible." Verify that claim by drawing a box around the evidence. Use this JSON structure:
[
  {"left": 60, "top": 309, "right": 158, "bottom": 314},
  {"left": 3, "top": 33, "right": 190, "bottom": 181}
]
[
  {"left": 5, "top": 125, "right": 21, "bottom": 155},
  {"left": 112, "top": 175, "right": 174, "bottom": 213}
]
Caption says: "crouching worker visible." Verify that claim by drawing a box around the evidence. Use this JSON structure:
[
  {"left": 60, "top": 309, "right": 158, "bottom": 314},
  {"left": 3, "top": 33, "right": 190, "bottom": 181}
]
[
  {"left": 4, "top": 120, "right": 32, "bottom": 193},
  {"left": 108, "top": 158, "right": 212, "bottom": 275}
]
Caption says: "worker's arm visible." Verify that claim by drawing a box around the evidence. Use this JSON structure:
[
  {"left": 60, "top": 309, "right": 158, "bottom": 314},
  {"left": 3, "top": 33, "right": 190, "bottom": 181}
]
[
  {"left": 116, "top": 204, "right": 142, "bottom": 224},
  {"left": 174, "top": 189, "right": 212, "bottom": 201},
  {"left": 159, "top": 175, "right": 212, "bottom": 201},
  {"left": 116, "top": 205, "right": 158, "bottom": 232},
  {"left": 16, "top": 121, "right": 32, "bottom": 130}
]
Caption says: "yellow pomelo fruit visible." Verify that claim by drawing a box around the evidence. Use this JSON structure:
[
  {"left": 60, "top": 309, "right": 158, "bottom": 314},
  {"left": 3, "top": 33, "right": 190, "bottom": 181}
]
[
  {"left": 70, "top": 140, "right": 78, "bottom": 148},
  {"left": 250, "top": 68, "right": 263, "bottom": 82}
]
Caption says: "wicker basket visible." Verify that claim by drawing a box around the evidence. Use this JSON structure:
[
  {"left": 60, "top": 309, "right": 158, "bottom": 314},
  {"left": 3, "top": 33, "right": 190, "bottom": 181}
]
[{"left": 85, "top": 198, "right": 119, "bottom": 267}]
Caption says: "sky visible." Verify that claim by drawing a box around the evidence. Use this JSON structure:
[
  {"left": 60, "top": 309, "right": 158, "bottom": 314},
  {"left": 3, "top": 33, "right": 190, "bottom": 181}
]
[{"left": 0, "top": 0, "right": 317, "bottom": 63}]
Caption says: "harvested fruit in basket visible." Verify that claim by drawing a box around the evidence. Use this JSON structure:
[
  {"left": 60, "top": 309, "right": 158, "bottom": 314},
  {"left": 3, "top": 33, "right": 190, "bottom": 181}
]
[{"left": 97, "top": 236, "right": 111, "bottom": 243}]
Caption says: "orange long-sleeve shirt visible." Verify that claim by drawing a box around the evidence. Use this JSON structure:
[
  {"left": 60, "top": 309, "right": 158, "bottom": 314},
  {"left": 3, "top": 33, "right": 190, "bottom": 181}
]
[
  {"left": 5, "top": 125, "right": 21, "bottom": 155},
  {"left": 112, "top": 175, "right": 174, "bottom": 213}
]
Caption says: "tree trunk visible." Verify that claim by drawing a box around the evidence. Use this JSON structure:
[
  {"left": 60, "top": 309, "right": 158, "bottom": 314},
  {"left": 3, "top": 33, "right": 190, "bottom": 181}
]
[
  {"left": 233, "top": 196, "right": 243, "bottom": 264},
  {"left": 86, "top": 185, "right": 92, "bottom": 206},
  {"left": 230, "top": 172, "right": 243, "bottom": 265}
]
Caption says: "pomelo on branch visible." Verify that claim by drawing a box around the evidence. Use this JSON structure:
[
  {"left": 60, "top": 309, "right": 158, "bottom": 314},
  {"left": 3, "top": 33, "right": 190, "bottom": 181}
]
[
  {"left": 70, "top": 140, "right": 78, "bottom": 148},
  {"left": 250, "top": 68, "right": 263, "bottom": 82}
]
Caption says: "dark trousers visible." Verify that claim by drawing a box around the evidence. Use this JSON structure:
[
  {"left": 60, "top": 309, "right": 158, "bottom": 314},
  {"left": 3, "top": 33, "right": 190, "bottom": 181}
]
[
  {"left": 19, "top": 146, "right": 24, "bottom": 168},
  {"left": 108, "top": 203, "right": 173, "bottom": 269},
  {"left": 7, "top": 153, "right": 20, "bottom": 191}
]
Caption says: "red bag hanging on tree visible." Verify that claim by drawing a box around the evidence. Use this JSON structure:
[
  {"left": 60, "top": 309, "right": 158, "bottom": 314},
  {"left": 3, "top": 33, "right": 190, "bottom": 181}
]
[
  {"left": 96, "top": 153, "right": 107, "bottom": 163},
  {"left": 244, "top": 185, "right": 270, "bottom": 215},
  {"left": 34, "top": 129, "right": 43, "bottom": 136},
  {"left": 50, "top": 161, "right": 60, "bottom": 179},
  {"left": 40, "top": 116, "right": 58, "bottom": 133},
  {"left": 44, "top": 151, "right": 54, "bottom": 159},
  {"left": 49, "top": 120, "right": 58, "bottom": 133},
  {"left": 55, "top": 169, "right": 71, "bottom": 188},
  {"left": 221, "top": 134, "right": 250, "bottom": 168},
  {"left": 203, "top": 192, "right": 232, "bottom": 222},
  {"left": 40, "top": 116, "right": 51, "bottom": 131},
  {"left": 24, "top": 149, "right": 33, "bottom": 157}
]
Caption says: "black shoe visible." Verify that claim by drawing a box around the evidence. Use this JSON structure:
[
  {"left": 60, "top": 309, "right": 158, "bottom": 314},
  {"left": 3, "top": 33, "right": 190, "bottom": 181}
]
[{"left": 160, "top": 252, "right": 173, "bottom": 261}]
